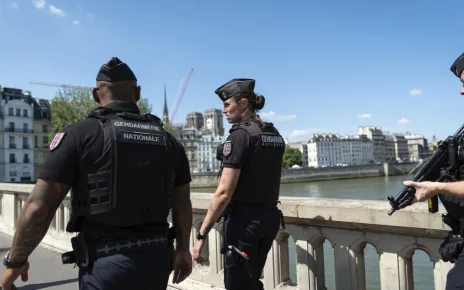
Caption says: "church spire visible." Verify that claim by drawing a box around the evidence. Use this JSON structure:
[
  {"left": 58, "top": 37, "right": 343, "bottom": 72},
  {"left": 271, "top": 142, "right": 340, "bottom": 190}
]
[{"left": 162, "top": 83, "right": 169, "bottom": 123}]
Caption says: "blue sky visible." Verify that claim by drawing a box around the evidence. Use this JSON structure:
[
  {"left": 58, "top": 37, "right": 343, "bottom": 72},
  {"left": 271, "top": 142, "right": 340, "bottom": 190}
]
[{"left": 1, "top": 0, "right": 464, "bottom": 143}]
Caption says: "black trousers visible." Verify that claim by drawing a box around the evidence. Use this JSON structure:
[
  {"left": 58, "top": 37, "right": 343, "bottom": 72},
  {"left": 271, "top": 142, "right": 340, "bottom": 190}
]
[
  {"left": 446, "top": 248, "right": 464, "bottom": 289},
  {"left": 78, "top": 242, "right": 172, "bottom": 290},
  {"left": 222, "top": 204, "right": 281, "bottom": 290}
]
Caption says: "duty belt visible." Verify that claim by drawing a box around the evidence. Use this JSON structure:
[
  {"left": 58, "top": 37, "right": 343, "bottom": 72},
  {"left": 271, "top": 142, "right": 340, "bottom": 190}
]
[{"left": 62, "top": 235, "right": 168, "bottom": 267}]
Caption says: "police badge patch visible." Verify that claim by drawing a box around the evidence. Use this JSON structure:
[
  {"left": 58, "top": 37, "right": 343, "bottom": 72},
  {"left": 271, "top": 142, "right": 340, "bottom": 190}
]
[
  {"left": 223, "top": 141, "right": 232, "bottom": 157},
  {"left": 49, "top": 133, "right": 66, "bottom": 151}
]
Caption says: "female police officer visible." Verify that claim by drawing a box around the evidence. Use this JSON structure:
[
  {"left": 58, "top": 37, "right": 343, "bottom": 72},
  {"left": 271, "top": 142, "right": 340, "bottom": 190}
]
[{"left": 193, "top": 78, "right": 285, "bottom": 290}]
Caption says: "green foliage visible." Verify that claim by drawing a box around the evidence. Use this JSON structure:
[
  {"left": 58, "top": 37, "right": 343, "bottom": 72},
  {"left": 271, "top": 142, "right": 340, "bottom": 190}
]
[
  {"left": 50, "top": 88, "right": 95, "bottom": 134},
  {"left": 282, "top": 148, "right": 303, "bottom": 168},
  {"left": 163, "top": 121, "right": 180, "bottom": 139},
  {"left": 50, "top": 88, "right": 153, "bottom": 134},
  {"left": 136, "top": 97, "right": 152, "bottom": 115}
]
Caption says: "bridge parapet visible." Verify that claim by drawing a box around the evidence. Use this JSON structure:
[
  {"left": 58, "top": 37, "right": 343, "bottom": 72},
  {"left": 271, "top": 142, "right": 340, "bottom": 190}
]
[{"left": 0, "top": 183, "right": 454, "bottom": 290}]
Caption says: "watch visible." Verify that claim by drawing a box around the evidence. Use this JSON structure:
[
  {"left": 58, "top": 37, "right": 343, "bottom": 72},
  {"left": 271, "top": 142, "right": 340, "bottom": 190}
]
[
  {"left": 197, "top": 232, "right": 207, "bottom": 240},
  {"left": 3, "top": 251, "right": 27, "bottom": 268}
]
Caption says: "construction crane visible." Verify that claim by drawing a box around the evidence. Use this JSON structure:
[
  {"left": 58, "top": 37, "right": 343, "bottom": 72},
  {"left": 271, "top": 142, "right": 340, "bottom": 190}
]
[
  {"left": 30, "top": 67, "right": 194, "bottom": 122},
  {"left": 28, "top": 81, "right": 92, "bottom": 90},
  {"left": 170, "top": 68, "right": 194, "bottom": 123}
]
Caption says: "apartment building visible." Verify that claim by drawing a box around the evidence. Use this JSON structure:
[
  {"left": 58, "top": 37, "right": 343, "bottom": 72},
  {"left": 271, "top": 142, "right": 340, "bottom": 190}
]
[
  {"left": 197, "top": 134, "right": 228, "bottom": 172},
  {"left": 306, "top": 134, "right": 374, "bottom": 167},
  {"left": 0, "top": 87, "right": 35, "bottom": 182},
  {"left": 32, "top": 98, "right": 52, "bottom": 178}
]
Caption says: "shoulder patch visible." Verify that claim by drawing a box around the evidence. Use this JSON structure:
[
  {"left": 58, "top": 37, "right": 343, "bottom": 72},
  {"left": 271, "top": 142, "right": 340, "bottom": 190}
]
[
  {"left": 49, "top": 133, "right": 66, "bottom": 151},
  {"left": 223, "top": 141, "right": 232, "bottom": 157}
]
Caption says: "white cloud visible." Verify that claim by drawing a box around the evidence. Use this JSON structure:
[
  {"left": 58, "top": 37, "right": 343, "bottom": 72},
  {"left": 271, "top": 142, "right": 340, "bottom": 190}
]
[
  {"left": 286, "top": 127, "right": 327, "bottom": 142},
  {"left": 32, "top": 0, "right": 46, "bottom": 9},
  {"left": 260, "top": 111, "right": 296, "bottom": 122},
  {"left": 11, "top": 3, "right": 18, "bottom": 9},
  {"left": 409, "top": 89, "right": 423, "bottom": 96},
  {"left": 49, "top": 4, "right": 65, "bottom": 16},
  {"left": 357, "top": 113, "right": 372, "bottom": 119},
  {"left": 72, "top": 20, "right": 80, "bottom": 25},
  {"left": 397, "top": 118, "right": 412, "bottom": 124}
]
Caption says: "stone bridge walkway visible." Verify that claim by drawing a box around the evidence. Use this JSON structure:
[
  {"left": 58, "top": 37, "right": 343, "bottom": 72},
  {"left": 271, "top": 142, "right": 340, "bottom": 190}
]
[{"left": 0, "top": 232, "right": 78, "bottom": 289}]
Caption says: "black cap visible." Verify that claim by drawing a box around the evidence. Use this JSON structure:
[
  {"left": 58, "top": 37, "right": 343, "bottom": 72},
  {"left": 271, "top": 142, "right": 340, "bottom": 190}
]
[
  {"left": 214, "top": 78, "right": 255, "bottom": 102},
  {"left": 96, "top": 57, "right": 137, "bottom": 82},
  {"left": 450, "top": 52, "right": 464, "bottom": 78}
]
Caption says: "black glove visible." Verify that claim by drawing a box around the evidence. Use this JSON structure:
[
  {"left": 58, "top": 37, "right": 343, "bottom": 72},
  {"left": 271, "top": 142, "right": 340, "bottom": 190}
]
[{"left": 439, "top": 231, "right": 464, "bottom": 263}]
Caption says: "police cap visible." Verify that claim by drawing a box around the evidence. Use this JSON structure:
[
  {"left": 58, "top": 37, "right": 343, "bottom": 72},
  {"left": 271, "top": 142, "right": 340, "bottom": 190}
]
[
  {"left": 96, "top": 57, "right": 137, "bottom": 82},
  {"left": 450, "top": 52, "right": 464, "bottom": 78},
  {"left": 214, "top": 78, "right": 255, "bottom": 102}
]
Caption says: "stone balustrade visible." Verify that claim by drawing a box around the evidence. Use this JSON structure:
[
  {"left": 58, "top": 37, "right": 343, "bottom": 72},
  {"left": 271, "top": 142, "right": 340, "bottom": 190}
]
[{"left": 0, "top": 183, "right": 455, "bottom": 290}]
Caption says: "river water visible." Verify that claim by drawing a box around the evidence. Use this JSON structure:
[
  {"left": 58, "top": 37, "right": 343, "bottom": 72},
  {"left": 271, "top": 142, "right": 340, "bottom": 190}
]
[{"left": 195, "top": 174, "right": 437, "bottom": 289}]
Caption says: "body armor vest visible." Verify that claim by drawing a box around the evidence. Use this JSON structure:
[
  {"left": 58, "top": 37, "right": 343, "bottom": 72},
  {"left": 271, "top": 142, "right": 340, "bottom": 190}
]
[
  {"left": 226, "top": 120, "right": 285, "bottom": 205},
  {"left": 67, "top": 108, "right": 178, "bottom": 237},
  {"left": 439, "top": 133, "right": 464, "bottom": 223}
]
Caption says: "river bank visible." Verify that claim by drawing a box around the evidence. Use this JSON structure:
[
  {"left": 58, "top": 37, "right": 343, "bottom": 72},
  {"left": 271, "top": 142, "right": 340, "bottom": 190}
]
[{"left": 190, "top": 161, "right": 419, "bottom": 188}]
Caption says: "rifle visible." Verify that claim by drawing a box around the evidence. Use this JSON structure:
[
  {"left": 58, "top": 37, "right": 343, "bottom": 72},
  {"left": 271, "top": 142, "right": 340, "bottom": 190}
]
[{"left": 387, "top": 123, "right": 464, "bottom": 216}]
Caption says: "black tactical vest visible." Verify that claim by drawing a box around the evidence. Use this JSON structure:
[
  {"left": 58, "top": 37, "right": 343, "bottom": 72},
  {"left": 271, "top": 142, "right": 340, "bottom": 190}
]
[
  {"left": 66, "top": 108, "right": 178, "bottom": 236},
  {"left": 439, "top": 133, "right": 464, "bottom": 222},
  {"left": 226, "top": 120, "right": 285, "bottom": 205}
]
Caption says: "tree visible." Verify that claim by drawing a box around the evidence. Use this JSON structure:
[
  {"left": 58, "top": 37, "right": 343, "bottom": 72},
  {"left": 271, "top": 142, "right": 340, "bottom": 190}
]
[
  {"left": 50, "top": 88, "right": 154, "bottom": 134},
  {"left": 162, "top": 121, "right": 180, "bottom": 139},
  {"left": 50, "top": 88, "right": 95, "bottom": 134},
  {"left": 136, "top": 97, "right": 152, "bottom": 115},
  {"left": 282, "top": 148, "right": 303, "bottom": 168}
]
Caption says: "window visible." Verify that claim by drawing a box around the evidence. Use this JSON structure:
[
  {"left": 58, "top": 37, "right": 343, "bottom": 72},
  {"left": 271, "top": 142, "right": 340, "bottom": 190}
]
[
  {"left": 9, "top": 122, "right": 14, "bottom": 131},
  {"left": 9, "top": 154, "right": 15, "bottom": 163},
  {"left": 42, "top": 125, "right": 48, "bottom": 133},
  {"left": 23, "top": 109, "right": 27, "bottom": 117},
  {"left": 42, "top": 136, "right": 48, "bottom": 145},
  {"left": 23, "top": 137, "right": 28, "bottom": 149},
  {"left": 8, "top": 108, "right": 13, "bottom": 116},
  {"left": 35, "top": 136, "right": 38, "bottom": 148},
  {"left": 24, "top": 154, "right": 29, "bottom": 163},
  {"left": 16, "top": 108, "right": 20, "bottom": 116},
  {"left": 23, "top": 123, "right": 28, "bottom": 132}
]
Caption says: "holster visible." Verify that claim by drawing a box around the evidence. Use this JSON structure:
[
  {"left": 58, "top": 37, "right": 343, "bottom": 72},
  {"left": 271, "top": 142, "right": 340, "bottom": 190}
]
[
  {"left": 225, "top": 245, "right": 252, "bottom": 280},
  {"left": 61, "top": 233, "right": 96, "bottom": 268},
  {"left": 277, "top": 201, "right": 286, "bottom": 230}
]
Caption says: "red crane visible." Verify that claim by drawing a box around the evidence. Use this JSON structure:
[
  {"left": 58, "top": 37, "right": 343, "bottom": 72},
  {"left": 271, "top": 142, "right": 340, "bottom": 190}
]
[{"left": 170, "top": 68, "right": 194, "bottom": 123}]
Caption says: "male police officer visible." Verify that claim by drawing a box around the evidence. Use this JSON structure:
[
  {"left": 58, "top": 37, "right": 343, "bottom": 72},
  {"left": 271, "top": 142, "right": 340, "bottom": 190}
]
[
  {"left": 1, "top": 57, "right": 193, "bottom": 290},
  {"left": 402, "top": 52, "right": 464, "bottom": 289},
  {"left": 192, "top": 79, "right": 285, "bottom": 290}
]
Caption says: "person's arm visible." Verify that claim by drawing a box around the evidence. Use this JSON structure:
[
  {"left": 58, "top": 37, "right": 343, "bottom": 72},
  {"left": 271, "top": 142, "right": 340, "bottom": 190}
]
[
  {"left": 8, "top": 180, "right": 70, "bottom": 263},
  {"left": 171, "top": 183, "right": 192, "bottom": 250},
  {"left": 9, "top": 126, "right": 82, "bottom": 263},
  {"left": 198, "top": 167, "right": 241, "bottom": 236},
  {"left": 171, "top": 140, "right": 193, "bottom": 250},
  {"left": 437, "top": 181, "right": 464, "bottom": 197},
  {"left": 198, "top": 130, "right": 250, "bottom": 237}
]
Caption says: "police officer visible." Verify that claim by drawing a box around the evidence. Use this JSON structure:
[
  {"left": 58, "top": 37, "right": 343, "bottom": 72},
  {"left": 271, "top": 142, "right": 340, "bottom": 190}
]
[
  {"left": 192, "top": 79, "right": 285, "bottom": 290},
  {"left": 403, "top": 52, "right": 464, "bottom": 289},
  {"left": 1, "top": 57, "right": 193, "bottom": 290}
]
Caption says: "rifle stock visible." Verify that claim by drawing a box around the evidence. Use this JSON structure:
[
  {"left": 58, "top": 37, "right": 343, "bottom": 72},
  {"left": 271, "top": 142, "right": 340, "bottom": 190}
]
[{"left": 387, "top": 123, "right": 464, "bottom": 216}]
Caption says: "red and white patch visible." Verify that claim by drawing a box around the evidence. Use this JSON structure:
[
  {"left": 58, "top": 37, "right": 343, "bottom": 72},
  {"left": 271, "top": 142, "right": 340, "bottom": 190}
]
[
  {"left": 49, "top": 133, "right": 65, "bottom": 151},
  {"left": 223, "top": 141, "right": 232, "bottom": 157}
]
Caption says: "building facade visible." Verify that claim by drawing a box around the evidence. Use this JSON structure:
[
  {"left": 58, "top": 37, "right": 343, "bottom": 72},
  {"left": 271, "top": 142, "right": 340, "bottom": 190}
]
[
  {"left": 32, "top": 98, "right": 51, "bottom": 178},
  {"left": 306, "top": 134, "right": 374, "bottom": 168},
  {"left": 0, "top": 87, "right": 35, "bottom": 182},
  {"left": 405, "top": 134, "right": 429, "bottom": 161},
  {"left": 358, "top": 126, "right": 385, "bottom": 163},
  {"left": 197, "top": 134, "right": 227, "bottom": 172}
]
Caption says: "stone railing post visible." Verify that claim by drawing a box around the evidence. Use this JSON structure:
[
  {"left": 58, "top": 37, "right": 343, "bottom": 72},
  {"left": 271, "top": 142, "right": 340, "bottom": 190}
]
[{"left": 263, "top": 229, "right": 291, "bottom": 289}]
